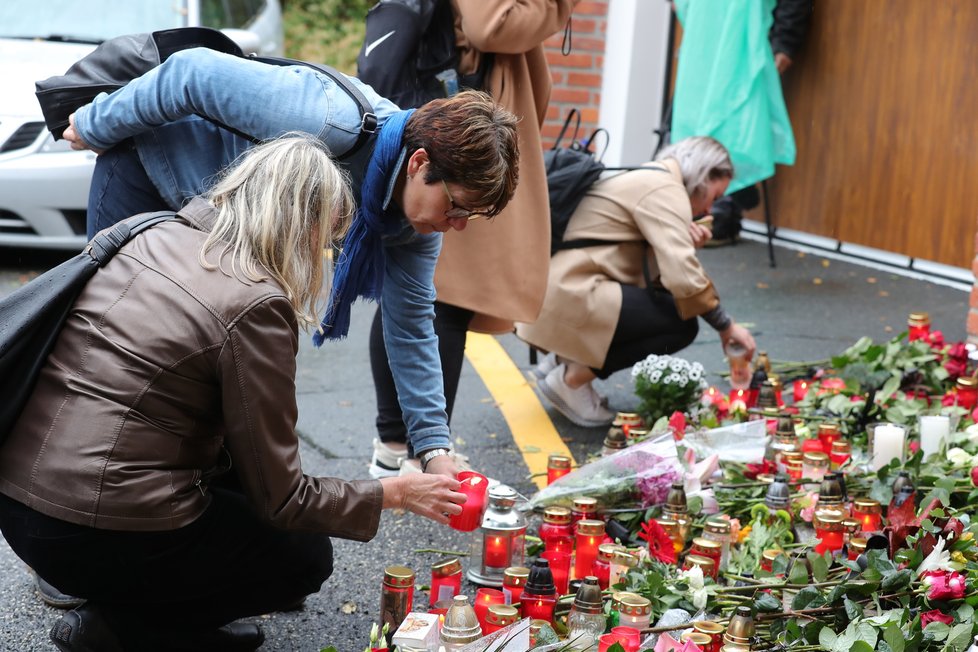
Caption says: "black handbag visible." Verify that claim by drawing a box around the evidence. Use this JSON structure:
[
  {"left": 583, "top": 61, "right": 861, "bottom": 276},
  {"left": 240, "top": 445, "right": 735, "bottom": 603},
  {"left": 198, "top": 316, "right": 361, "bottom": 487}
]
[{"left": 0, "top": 211, "right": 175, "bottom": 440}]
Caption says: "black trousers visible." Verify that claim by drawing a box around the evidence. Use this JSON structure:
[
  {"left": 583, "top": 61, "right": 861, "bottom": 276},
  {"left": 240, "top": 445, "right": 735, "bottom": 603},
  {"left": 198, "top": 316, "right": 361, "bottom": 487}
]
[
  {"left": 369, "top": 301, "right": 474, "bottom": 451},
  {"left": 593, "top": 284, "right": 699, "bottom": 379},
  {"left": 0, "top": 488, "right": 332, "bottom": 641}
]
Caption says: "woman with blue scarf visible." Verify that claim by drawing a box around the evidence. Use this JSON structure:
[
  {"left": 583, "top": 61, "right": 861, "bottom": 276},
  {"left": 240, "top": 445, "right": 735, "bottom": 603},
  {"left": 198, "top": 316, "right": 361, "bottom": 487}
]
[{"left": 64, "top": 49, "right": 520, "bottom": 484}]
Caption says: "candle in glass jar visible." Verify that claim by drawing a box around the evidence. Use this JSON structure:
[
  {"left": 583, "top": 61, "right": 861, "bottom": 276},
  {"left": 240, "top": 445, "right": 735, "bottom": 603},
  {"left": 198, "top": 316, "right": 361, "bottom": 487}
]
[
  {"left": 813, "top": 509, "right": 845, "bottom": 555},
  {"left": 801, "top": 451, "right": 830, "bottom": 488},
  {"left": 907, "top": 311, "right": 930, "bottom": 341},
  {"left": 449, "top": 471, "right": 489, "bottom": 532},
  {"left": 817, "top": 423, "right": 842, "bottom": 453},
  {"left": 541, "top": 549, "right": 571, "bottom": 595},
  {"left": 502, "top": 566, "right": 529, "bottom": 605},
  {"left": 609, "top": 549, "right": 638, "bottom": 587},
  {"left": 792, "top": 379, "right": 810, "bottom": 403},
  {"left": 690, "top": 538, "right": 722, "bottom": 578},
  {"left": 829, "top": 440, "right": 851, "bottom": 469},
  {"left": 847, "top": 537, "right": 868, "bottom": 561},
  {"left": 482, "top": 604, "right": 519, "bottom": 635},
  {"left": 483, "top": 534, "right": 510, "bottom": 568},
  {"left": 380, "top": 565, "right": 415, "bottom": 636},
  {"left": 760, "top": 549, "right": 784, "bottom": 575},
  {"left": 539, "top": 506, "right": 573, "bottom": 550},
  {"left": 429, "top": 558, "right": 462, "bottom": 605},
  {"left": 918, "top": 415, "right": 950, "bottom": 459},
  {"left": 683, "top": 554, "right": 716, "bottom": 580},
  {"left": 618, "top": 593, "right": 652, "bottom": 631},
  {"left": 657, "top": 518, "right": 685, "bottom": 556},
  {"left": 871, "top": 424, "right": 906, "bottom": 471},
  {"left": 702, "top": 517, "right": 732, "bottom": 572},
  {"left": 851, "top": 498, "right": 882, "bottom": 532},
  {"left": 693, "top": 620, "right": 726, "bottom": 652},
  {"left": 574, "top": 519, "right": 606, "bottom": 579},
  {"left": 571, "top": 496, "right": 599, "bottom": 526},
  {"left": 546, "top": 454, "right": 572, "bottom": 485},
  {"left": 521, "top": 561, "right": 557, "bottom": 623},
  {"left": 593, "top": 543, "right": 624, "bottom": 590},
  {"left": 956, "top": 377, "right": 978, "bottom": 410},
  {"left": 473, "top": 588, "right": 505, "bottom": 632}
]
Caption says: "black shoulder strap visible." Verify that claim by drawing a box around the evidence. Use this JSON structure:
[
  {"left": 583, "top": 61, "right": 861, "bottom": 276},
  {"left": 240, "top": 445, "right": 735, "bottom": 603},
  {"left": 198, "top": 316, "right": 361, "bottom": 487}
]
[
  {"left": 251, "top": 56, "right": 377, "bottom": 160},
  {"left": 88, "top": 211, "right": 177, "bottom": 266}
]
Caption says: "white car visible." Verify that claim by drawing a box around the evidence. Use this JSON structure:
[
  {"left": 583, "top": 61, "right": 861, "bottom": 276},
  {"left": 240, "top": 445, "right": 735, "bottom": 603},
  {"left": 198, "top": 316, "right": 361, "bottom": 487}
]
[{"left": 0, "top": 1, "right": 284, "bottom": 251}]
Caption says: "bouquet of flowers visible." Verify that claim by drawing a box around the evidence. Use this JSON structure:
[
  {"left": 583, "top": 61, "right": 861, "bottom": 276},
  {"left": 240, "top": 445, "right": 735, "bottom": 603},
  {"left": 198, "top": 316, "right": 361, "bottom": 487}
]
[{"left": 632, "top": 354, "right": 707, "bottom": 424}]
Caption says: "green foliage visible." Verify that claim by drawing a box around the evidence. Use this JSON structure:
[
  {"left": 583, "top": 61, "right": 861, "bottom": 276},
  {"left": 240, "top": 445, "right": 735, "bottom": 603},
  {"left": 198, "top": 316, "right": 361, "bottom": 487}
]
[{"left": 283, "top": 0, "right": 375, "bottom": 73}]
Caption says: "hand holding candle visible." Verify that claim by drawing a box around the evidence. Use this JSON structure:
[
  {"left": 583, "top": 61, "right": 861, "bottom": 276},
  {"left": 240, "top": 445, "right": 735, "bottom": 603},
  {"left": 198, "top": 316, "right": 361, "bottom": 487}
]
[{"left": 448, "top": 471, "right": 488, "bottom": 532}]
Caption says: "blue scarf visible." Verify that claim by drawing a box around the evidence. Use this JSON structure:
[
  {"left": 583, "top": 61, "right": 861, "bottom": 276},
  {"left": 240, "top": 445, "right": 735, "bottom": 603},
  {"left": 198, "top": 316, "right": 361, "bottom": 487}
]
[{"left": 314, "top": 109, "right": 415, "bottom": 344}]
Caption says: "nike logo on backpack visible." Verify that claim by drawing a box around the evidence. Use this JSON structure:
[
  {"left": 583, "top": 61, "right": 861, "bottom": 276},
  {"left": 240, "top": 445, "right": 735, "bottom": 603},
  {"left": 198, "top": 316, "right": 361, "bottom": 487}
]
[{"left": 364, "top": 30, "right": 396, "bottom": 57}]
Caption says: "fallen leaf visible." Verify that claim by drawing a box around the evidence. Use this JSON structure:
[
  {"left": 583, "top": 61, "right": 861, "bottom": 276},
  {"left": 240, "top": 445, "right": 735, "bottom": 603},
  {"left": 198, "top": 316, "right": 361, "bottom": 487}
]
[
  {"left": 879, "top": 291, "right": 889, "bottom": 297},
  {"left": 821, "top": 259, "right": 831, "bottom": 267},
  {"left": 523, "top": 445, "right": 541, "bottom": 453},
  {"left": 812, "top": 278, "right": 823, "bottom": 285},
  {"left": 340, "top": 601, "right": 358, "bottom": 614},
  {"left": 480, "top": 397, "right": 493, "bottom": 403},
  {"left": 866, "top": 277, "right": 877, "bottom": 284},
  {"left": 756, "top": 282, "right": 769, "bottom": 289},
  {"left": 488, "top": 432, "right": 497, "bottom": 439},
  {"left": 797, "top": 252, "right": 807, "bottom": 258},
  {"left": 454, "top": 436, "right": 467, "bottom": 446},
  {"left": 884, "top": 326, "right": 893, "bottom": 332}
]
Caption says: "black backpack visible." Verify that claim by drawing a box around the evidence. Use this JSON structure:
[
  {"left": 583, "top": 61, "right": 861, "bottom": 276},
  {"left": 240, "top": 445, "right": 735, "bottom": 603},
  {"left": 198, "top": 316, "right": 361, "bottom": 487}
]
[{"left": 356, "top": 0, "right": 493, "bottom": 109}]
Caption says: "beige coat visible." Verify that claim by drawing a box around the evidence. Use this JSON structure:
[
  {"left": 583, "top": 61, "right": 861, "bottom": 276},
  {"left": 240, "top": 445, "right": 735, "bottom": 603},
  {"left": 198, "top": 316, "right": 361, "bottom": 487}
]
[
  {"left": 515, "top": 160, "right": 721, "bottom": 368},
  {"left": 434, "top": 0, "right": 577, "bottom": 334}
]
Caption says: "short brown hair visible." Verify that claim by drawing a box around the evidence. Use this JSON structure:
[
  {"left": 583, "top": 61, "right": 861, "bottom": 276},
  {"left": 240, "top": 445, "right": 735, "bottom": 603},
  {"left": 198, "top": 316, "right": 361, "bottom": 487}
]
[{"left": 403, "top": 90, "right": 519, "bottom": 218}]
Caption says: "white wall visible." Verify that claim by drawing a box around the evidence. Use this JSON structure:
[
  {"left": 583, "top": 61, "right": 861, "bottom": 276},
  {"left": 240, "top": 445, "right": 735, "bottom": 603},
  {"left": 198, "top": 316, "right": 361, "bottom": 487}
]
[{"left": 598, "top": 0, "right": 674, "bottom": 167}]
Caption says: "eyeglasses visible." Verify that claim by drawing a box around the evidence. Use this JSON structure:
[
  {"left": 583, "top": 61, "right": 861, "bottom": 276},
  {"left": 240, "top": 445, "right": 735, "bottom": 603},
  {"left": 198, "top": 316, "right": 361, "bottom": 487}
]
[{"left": 441, "top": 180, "right": 493, "bottom": 220}]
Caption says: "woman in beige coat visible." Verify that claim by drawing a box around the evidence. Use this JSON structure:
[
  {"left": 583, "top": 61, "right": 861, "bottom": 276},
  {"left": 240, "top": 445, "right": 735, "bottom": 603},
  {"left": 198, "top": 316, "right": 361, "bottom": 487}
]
[
  {"left": 369, "top": 0, "right": 578, "bottom": 475},
  {"left": 516, "top": 136, "right": 757, "bottom": 427}
]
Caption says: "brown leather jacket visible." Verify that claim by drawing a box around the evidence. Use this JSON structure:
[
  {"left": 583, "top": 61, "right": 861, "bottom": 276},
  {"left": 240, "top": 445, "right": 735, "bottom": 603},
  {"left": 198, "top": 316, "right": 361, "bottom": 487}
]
[{"left": 0, "top": 199, "right": 382, "bottom": 538}]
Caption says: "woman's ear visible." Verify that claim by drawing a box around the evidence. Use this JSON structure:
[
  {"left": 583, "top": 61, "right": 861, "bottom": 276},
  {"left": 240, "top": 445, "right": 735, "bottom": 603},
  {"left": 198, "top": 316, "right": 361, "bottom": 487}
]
[{"left": 406, "top": 148, "right": 429, "bottom": 179}]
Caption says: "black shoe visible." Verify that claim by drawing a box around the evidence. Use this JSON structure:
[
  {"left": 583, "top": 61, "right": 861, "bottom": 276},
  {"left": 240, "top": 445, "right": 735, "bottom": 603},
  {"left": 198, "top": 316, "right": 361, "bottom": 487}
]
[
  {"left": 35, "top": 572, "right": 86, "bottom": 610},
  {"left": 166, "top": 622, "right": 265, "bottom": 652},
  {"left": 49, "top": 604, "right": 124, "bottom": 652}
]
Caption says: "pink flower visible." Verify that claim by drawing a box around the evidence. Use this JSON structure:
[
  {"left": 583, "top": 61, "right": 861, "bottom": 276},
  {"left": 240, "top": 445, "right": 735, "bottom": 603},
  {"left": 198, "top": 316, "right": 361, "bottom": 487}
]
[
  {"left": 817, "top": 377, "right": 846, "bottom": 395},
  {"left": 798, "top": 492, "right": 819, "bottom": 523},
  {"left": 908, "top": 441, "right": 920, "bottom": 454},
  {"left": 669, "top": 411, "right": 687, "bottom": 441},
  {"left": 921, "top": 609, "right": 955, "bottom": 628},
  {"left": 922, "top": 570, "right": 967, "bottom": 601},
  {"left": 972, "top": 466, "right": 978, "bottom": 488}
]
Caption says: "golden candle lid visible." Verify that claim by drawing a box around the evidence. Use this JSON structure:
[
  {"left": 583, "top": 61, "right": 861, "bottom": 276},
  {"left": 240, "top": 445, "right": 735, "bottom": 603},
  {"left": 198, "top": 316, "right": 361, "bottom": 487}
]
[
  {"left": 383, "top": 565, "right": 416, "bottom": 588},
  {"left": 705, "top": 517, "right": 732, "bottom": 535},
  {"left": 842, "top": 518, "right": 861, "bottom": 533},
  {"left": 813, "top": 509, "right": 845, "bottom": 531},
  {"left": 692, "top": 537, "right": 723, "bottom": 550},
  {"left": 762, "top": 548, "right": 784, "bottom": 563},
  {"left": 612, "top": 549, "right": 638, "bottom": 567},
  {"left": 907, "top": 311, "right": 930, "bottom": 326},
  {"left": 782, "top": 450, "right": 804, "bottom": 461},
  {"left": 547, "top": 454, "right": 571, "bottom": 469},
  {"left": 542, "top": 506, "right": 572, "bottom": 525},
  {"left": 572, "top": 497, "right": 598, "bottom": 513},
  {"left": 575, "top": 519, "right": 606, "bottom": 536},
  {"left": 756, "top": 473, "right": 777, "bottom": 484},
  {"left": 682, "top": 632, "right": 714, "bottom": 646},
  {"left": 625, "top": 427, "right": 650, "bottom": 440},
  {"left": 831, "top": 440, "right": 851, "bottom": 454},
  {"left": 431, "top": 557, "right": 462, "bottom": 577},
  {"left": 803, "top": 451, "right": 830, "bottom": 464},
  {"left": 614, "top": 412, "right": 643, "bottom": 426},
  {"left": 618, "top": 593, "right": 652, "bottom": 616},
  {"left": 597, "top": 543, "right": 625, "bottom": 562},
  {"left": 852, "top": 497, "right": 881, "bottom": 513},
  {"left": 611, "top": 591, "right": 641, "bottom": 610},
  {"left": 817, "top": 422, "right": 841, "bottom": 435},
  {"left": 685, "top": 554, "right": 716, "bottom": 573},
  {"left": 693, "top": 620, "right": 726, "bottom": 636},
  {"left": 657, "top": 517, "right": 679, "bottom": 531},
  {"left": 957, "top": 376, "right": 978, "bottom": 389},
  {"left": 503, "top": 566, "right": 529, "bottom": 585},
  {"left": 485, "top": 604, "right": 519, "bottom": 626},
  {"left": 849, "top": 537, "right": 868, "bottom": 553}
]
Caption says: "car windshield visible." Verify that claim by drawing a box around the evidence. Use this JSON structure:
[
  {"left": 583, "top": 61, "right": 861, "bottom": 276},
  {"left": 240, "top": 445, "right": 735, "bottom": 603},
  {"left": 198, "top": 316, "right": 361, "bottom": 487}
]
[{"left": 0, "top": 2, "right": 188, "bottom": 43}]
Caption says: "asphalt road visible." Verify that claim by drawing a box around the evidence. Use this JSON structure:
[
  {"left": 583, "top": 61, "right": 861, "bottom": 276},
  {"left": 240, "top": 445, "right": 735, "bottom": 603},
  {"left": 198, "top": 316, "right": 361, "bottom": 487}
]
[{"left": 0, "top": 238, "right": 970, "bottom": 651}]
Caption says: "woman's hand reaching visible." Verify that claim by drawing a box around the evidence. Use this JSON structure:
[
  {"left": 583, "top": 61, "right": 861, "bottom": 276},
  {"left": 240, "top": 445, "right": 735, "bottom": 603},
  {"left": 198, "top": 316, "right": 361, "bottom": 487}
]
[{"left": 380, "top": 474, "right": 465, "bottom": 526}]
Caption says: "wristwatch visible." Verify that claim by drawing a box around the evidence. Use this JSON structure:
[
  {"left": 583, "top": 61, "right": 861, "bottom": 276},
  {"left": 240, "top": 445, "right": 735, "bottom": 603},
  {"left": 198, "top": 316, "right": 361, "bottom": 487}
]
[{"left": 418, "top": 448, "right": 450, "bottom": 472}]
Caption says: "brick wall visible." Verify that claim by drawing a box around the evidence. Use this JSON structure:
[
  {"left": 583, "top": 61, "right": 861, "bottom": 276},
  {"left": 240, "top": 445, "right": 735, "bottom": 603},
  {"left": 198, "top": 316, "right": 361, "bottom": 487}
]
[{"left": 541, "top": 0, "right": 609, "bottom": 149}]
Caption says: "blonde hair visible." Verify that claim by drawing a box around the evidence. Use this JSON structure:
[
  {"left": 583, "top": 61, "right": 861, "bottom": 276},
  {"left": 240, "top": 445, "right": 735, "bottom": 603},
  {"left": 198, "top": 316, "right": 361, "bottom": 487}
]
[
  {"left": 198, "top": 133, "right": 354, "bottom": 328},
  {"left": 655, "top": 136, "right": 734, "bottom": 198}
]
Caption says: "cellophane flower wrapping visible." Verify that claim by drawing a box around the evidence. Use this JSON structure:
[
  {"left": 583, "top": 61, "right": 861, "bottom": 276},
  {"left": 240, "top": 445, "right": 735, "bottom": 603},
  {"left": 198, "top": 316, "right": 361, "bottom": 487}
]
[{"left": 528, "top": 434, "right": 684, "bottom": 512}]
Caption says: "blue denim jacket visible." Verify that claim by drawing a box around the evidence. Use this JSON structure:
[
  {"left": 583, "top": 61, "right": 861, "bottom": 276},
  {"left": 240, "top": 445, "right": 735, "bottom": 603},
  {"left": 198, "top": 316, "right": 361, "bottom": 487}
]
[{"left": 74, "top": 49, "right": 451, "bottom": 454}]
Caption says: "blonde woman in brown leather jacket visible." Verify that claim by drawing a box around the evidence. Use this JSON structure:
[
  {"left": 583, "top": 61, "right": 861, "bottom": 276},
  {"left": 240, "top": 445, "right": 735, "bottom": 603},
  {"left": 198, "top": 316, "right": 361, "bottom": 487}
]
[{"left": 0, "top": 134, "right": 465, "bottom": 652}]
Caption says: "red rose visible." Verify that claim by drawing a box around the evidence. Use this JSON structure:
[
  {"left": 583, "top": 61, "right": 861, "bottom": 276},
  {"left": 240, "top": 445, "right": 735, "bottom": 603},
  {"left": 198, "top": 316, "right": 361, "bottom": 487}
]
[
  {"left": 921, "top": 609, "right": 955, "bottom": 628},
  {"left": 972, "top": 467, "right": 978, "bottom": 488},
  {"left": 922, "top": 570, "right": 967, "bottom": 601},
  {"left": 744, "top": 459, "right": 777, "bottom": 480}
]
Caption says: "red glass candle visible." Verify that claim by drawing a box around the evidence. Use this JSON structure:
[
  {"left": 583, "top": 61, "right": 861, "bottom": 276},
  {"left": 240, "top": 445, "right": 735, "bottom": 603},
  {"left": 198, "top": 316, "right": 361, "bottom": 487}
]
[
  {"left": 571, "top": 496, "right": 599, "bottom": 527},
  {"left": 801, "top": 437, "right": 826, "bottom": 454},
  {"left": 502, "top": 567, "right": 528, "bottom": 605},
  {"left": 907, "top": 312, "right": 930, "bottom": 341},
  {"left": 955, "top": 377, "right": 978, "bottom": 410},
  {"left": 539, "top": 506, "right": 573, "bottom": 549},
  {"left": 592, "top": 543, "right": 621, "bottom": 590},
  {"left": 692, "top": 621, "right": 725, "bottom": 652},
  {"left": 817, "top": 423, "right": 841, "bottom": 453},
  {"left": 690, "top": 538, "right": 722, "bottom": 579},
  {"left": 792, "top": 379, "right": 810, "bottom": 403},
  {"left": 449, "top": 471, "right": 488, "bottom": 532},
  {"left": 729, "top": 388, "right": 749, "bottom": 412},
  {"left": 484, "top": 533, "right": 510, "bottom": 568},
  {"left": 759, "top": 549, "right": 784, "bottom": 575},
  {"left": 610, "top": 626, "right": 642, "bottom": 652},
  {"left": 813, "top": 510, "right": 845, "bottom": 555},
  {"left": 851, "top": 498, "right": 882, "bottom": 533},
  {"left": 522, "top": 592, "right": 556, "bottom": 623},
  {"left": 786, "top": 458, "right": 803, "bottom": 482},
  {"left": 483, "top": 604, "right": 519, "bottom": 635},
  {"left": 548, "top": 534, "right": 573, "bottom": 555},
  {"left": 473, "top": 587, "right": 505, "bottom": 632},
  {"left": 683, "top": 554, "right": 716, "bottom": 580},
  {"left": 380, "top": 565, "right": 415, "bottom": 636},
  {"left": 429, "top": 558, "right": 462, "bottom": 606},
  {"left": 847, "top": 537, "right": 868, "bottom": 561},
  {"left": 829, "top": 440, "right": 851, "bottom": 469},
  {"left": 547, "top": 454, "right": 572, "bottom": 485},
  {"left": 541, "top": 549, "right": 571, "bottom": 595},
  {"left": 574, "top": 519, "right": 605, "bottom": 580}
]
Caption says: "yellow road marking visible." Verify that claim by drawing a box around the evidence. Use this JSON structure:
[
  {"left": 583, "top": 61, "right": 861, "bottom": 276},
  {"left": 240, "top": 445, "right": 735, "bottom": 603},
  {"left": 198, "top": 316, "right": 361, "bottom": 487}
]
[{"left": 464, "top": 333, "right": 574, "bottom": 489}]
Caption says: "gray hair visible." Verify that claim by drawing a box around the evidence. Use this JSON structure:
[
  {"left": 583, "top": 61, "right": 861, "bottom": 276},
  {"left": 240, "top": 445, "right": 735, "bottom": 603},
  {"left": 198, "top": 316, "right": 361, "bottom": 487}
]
[
  {"left": 655, "top": 136, "right": 734, "bottom": 198},
  {"left": 198, "top": 133, "right": 354, "bottom": 328}
]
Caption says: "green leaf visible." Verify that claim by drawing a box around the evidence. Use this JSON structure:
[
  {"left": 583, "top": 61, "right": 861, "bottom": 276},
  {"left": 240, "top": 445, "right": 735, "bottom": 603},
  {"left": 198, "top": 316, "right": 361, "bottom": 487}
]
[
  {"left": 955, "top": 603, "right": 974, "bottom": 622},
  {"left": 754, "top": 592, "right": 782, "bottom": 612},
  {"left": 946, "top": 623, "right": 973, "bottom": 651},
  {"left": 924, "top": 622, "right": 951, "bottom": 642},
  {"left": 810, "top": 552, "right": 830, "bottom": 583},
  {"left": 819, "top": 626, "right": 839, "bottom": 650},
  {"left": 881, "top": 569, "right": 913, "bottom": 592},
  {"left": 788, "top": 560, "right": 809, "bottom": 585},
  {"left": 844, "top": 598, "right": 864, "bottom": 620},
  {"left": 850, "top": 642, "right": 875, "bottom": 652},
  {"left": 884, "top": 623, "right": 906, "bottom": 652},
  {"left": 792, "top": 586, "right": 826, "bottom": 610}
]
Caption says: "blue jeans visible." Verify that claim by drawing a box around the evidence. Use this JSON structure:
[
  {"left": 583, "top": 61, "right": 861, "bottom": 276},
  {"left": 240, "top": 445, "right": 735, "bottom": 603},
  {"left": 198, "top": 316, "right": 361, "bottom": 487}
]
[{"left": 87, "top": 140, "right": 171, "bottom": 238}]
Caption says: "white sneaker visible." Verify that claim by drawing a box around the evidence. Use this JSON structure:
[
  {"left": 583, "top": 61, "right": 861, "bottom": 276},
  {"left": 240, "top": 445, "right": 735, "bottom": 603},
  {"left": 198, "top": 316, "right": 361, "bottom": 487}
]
[
  {"left": 369, "top": 439, "right": 406, "bottom": 479},
  {"left": 538, "top": 364, "right": 615, "bottom": 428},
  {"left": 531, "top": 351, "right": 558, "bottom": 380}
]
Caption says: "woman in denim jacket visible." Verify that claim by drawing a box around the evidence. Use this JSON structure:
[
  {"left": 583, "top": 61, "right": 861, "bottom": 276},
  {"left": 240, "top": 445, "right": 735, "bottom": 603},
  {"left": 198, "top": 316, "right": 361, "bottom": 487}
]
[{"left": 64, "top": 48, "right": 520, "bottom": 480}]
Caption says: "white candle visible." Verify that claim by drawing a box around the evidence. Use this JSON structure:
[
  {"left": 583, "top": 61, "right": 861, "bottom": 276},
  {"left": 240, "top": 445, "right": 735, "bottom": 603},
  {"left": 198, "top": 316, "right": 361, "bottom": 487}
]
[
  {"left": 872, "top": 424, "right": 906, "bottom": 471},
  {"left": 919, "top": 415, "right": 950, "bottom": 459}
]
